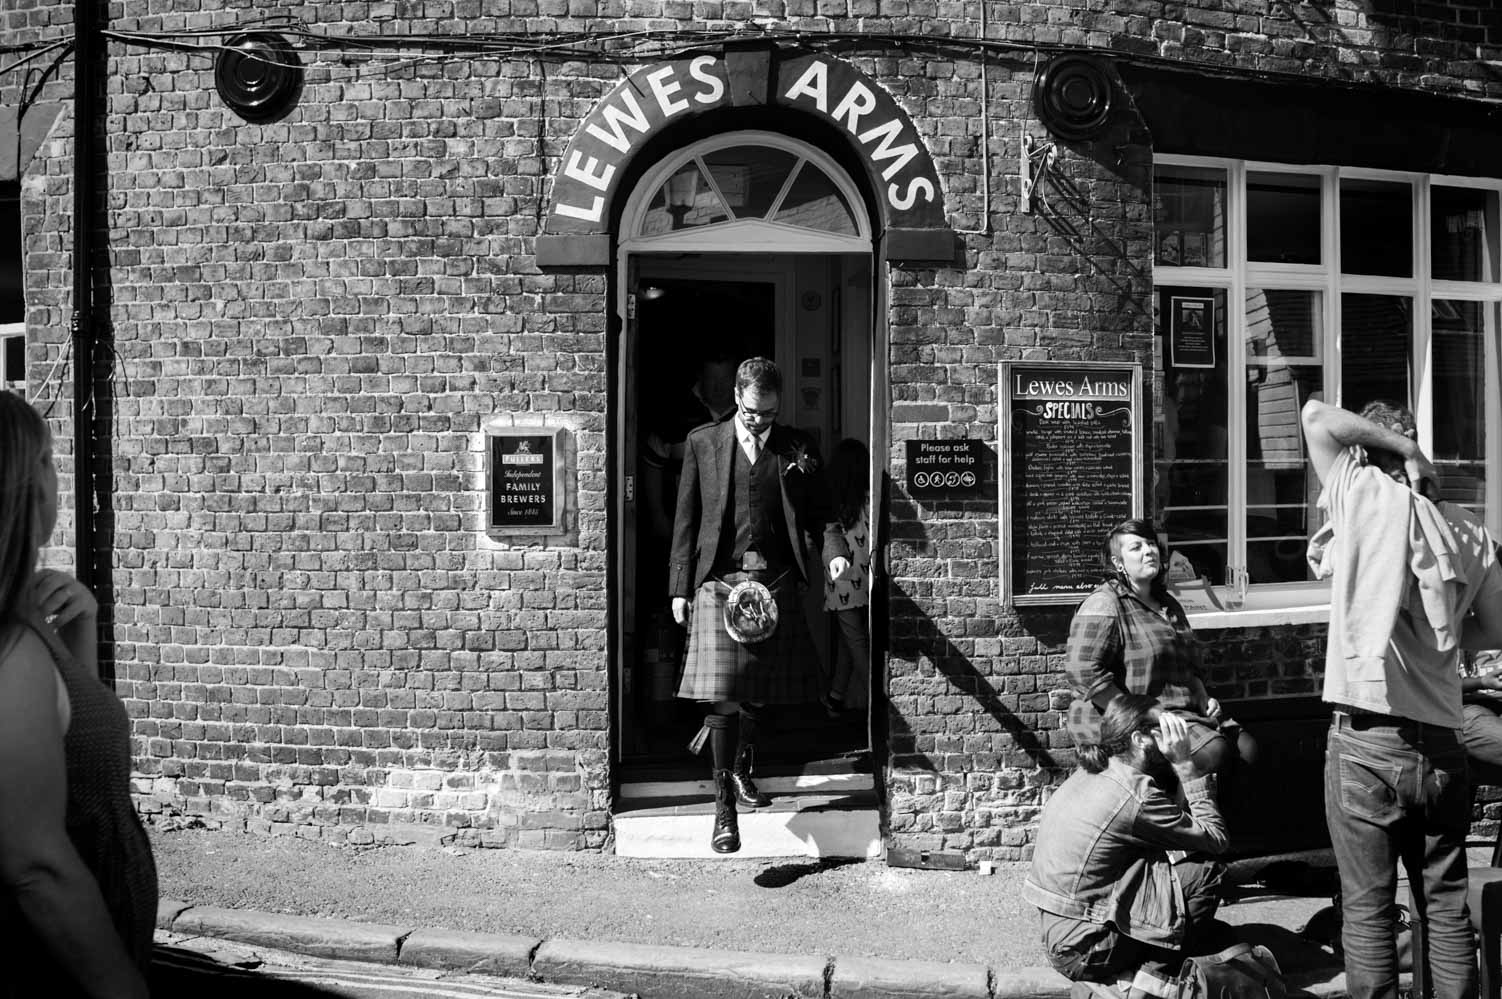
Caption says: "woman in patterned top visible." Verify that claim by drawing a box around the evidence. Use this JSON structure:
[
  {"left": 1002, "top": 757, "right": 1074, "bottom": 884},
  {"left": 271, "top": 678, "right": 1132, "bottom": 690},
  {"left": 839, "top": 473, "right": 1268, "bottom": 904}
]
[
  {"left": 821, "top": 438, "right": 871, "bottom": 716},
  {"left": 0, "top": 393, "right": 157, "bottom": 998},
  {"left": 1064, "top": 518, "right": 1254, "bottom": 782}
]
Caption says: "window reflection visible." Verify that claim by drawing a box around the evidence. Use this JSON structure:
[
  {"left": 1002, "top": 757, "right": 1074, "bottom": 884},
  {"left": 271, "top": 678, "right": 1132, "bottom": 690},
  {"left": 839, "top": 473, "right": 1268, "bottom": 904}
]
[
  {"left": 1248, "top": 173, "right": 1320, "bottom": 265},
  {"left": 1154, "top": 167, "right": 1227, "bottom": 268},
  {"left": 1433, "top": 299, "right": 1487, "bottom": 513},
  {"left": 1432, "top": 187, "right": 1497, "bottom": 283},
  {"left": 1340, "top": 293, "right": 1411, "bottom": 413},
  {"left": 1244, "top": 289, "right": 1323, "bottom": 583},
  {"left": 1157, "top": 286, "right": 1229, "bottom": 584},
  {"left": 1340, "top": 179, "right": 1412, "bottom": 277}
]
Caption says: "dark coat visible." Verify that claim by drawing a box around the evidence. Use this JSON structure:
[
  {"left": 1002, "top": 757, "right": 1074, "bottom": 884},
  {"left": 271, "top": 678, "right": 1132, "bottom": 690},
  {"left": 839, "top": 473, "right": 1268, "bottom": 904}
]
[{"left": 668, "top": 419, "right": 849, "bottom": 598}]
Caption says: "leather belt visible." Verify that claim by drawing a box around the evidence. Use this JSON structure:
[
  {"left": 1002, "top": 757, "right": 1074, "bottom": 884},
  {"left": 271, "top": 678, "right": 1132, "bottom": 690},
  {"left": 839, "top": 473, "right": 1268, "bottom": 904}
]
[{"left": 715, "top": 569, "right": 791, "bottom": 587}]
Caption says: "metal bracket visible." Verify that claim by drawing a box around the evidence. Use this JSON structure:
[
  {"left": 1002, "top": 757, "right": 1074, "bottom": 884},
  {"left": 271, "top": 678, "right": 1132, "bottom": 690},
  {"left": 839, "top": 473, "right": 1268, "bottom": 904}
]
[{"left": 1020, "top": 133, "right": 1057, "bottom": 214}]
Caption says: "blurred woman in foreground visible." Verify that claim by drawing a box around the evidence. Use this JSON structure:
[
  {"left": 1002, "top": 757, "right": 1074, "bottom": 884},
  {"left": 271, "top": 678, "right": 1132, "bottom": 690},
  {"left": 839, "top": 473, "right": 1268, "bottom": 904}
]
[{"left": 0, "top": 392, "right": 156, "bottom": 998}]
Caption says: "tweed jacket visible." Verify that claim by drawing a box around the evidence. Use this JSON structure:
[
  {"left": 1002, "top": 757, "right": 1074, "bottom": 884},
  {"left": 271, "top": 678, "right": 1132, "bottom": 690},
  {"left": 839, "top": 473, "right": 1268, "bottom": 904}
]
[{"left": 668, "top": 418, "right": 849, "bottom": 599}]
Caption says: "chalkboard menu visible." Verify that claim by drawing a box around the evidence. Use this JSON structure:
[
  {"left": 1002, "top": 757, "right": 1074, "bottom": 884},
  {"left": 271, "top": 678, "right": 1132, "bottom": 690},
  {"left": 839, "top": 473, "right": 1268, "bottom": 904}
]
[
  {"left": 489, "top": 428, "right": 566, "bottom": 533},
  {"left": 1001, "top": 362, "right": 1142, "bottom": 605}
]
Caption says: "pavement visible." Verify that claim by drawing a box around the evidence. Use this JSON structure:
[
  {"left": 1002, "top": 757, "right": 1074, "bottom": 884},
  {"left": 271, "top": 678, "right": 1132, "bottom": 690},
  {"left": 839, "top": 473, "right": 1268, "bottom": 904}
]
[{"left": 148, "top": 827, "right": 1461, "bottom": 999}]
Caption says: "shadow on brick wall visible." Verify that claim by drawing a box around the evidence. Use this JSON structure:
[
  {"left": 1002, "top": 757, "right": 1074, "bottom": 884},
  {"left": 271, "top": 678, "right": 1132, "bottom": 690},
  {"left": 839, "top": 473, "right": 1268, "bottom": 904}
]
[{"left": 885, "top": 469, "right": 1064, "bottom": 773}]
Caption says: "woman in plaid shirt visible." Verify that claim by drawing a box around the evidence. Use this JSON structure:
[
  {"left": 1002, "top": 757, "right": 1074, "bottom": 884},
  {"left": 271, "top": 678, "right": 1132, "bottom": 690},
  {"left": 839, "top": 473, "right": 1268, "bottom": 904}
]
[{"left": 1064, "top": 518, "right": 1253, "bottom": 780}]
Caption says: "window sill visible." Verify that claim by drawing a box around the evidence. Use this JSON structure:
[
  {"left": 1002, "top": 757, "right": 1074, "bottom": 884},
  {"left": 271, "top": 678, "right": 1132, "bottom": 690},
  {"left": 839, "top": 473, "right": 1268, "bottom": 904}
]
[{"left": 1185, "top": 604, "right": 1330, "bottom": 631}]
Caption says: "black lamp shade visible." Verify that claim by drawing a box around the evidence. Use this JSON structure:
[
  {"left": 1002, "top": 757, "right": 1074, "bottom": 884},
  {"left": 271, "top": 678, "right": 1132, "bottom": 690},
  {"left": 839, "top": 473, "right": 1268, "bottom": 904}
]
[{"left": 215, "top": 32, "right": 302, "bottom": 123}]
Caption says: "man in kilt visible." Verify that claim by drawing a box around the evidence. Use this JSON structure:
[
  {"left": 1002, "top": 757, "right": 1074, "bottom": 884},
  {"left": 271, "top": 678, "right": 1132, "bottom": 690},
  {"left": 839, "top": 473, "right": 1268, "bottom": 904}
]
[{"left": 669, "top": 357, "right": 851, "bottom": 854}]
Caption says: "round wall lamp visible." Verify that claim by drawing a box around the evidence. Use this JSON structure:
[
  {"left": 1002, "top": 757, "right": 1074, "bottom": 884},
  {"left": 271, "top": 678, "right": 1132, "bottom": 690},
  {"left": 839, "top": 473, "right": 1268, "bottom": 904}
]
[
  {"left": 1032, "top": 54, "right": 1115, "bottom": 142},
  {"left": 215, "top": 32, "right": 303, "bottom": 123}
]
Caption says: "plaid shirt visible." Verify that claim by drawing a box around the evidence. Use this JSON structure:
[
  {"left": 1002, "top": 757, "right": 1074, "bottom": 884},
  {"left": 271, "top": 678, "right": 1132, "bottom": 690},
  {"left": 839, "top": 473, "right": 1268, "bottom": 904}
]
[{"left": 1064, "top": 579, "right": 1206, "bottom": 747}]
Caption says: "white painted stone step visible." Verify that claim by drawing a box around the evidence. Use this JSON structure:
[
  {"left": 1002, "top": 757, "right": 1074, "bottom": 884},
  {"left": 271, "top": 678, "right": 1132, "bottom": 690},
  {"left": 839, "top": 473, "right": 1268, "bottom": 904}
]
[
  {"left": 612, "top": 791, "right": 882, "bottom": 860},
  {"left": 617, "top": 770, "right": 873, "bottom": 801}
]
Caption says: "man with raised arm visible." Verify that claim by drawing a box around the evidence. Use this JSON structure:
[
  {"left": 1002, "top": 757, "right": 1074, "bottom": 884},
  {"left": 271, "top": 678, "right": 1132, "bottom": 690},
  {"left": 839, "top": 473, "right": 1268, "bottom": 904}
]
[{"left": 1302, "top": 398, "right": 1502, "bottom": 999}]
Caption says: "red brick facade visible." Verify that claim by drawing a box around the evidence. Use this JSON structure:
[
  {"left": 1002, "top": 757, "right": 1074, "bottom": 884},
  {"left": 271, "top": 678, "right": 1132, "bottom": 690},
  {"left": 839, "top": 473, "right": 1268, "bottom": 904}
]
[{"left": 6, "top": 1, "right": 1502, "bottom": 857}]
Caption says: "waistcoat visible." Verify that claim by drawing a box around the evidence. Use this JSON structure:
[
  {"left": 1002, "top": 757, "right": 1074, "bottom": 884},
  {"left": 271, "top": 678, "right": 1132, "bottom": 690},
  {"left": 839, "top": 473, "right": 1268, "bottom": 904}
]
[{"left": 716, "top": 438, "right": 794, "bottom": 569}]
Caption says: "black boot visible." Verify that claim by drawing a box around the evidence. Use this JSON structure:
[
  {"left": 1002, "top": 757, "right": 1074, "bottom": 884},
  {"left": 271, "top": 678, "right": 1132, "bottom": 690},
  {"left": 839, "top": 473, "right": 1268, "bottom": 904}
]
[
  {"left": 704, "top": 713, "right": 741, "bottom": 854},
  {"left": 711, "top": 769, "right": 740, "bottom": 854},
  {"left": 731, "top": 742, "right": 771, "bottom": 809}
]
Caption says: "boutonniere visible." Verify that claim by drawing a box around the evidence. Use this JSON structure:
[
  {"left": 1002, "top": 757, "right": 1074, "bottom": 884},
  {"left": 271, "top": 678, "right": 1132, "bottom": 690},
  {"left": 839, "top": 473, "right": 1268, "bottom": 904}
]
[{"left": 783, "top": 443, "right": 818, "bottom": 477}]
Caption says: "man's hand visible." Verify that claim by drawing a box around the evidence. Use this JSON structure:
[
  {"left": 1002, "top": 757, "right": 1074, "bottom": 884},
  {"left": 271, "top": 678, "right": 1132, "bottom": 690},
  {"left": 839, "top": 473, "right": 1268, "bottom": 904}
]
[
  {"left": 671, "top": 597, "right": 691, "bottom": 627},
  {"left": 828, "top": 557, "right": 851, "bottom": 581},
  {"left": 1204, "top": 697, "right": 1223, "bottom": 721},
  {"left": 1405, "top": 452, "right": 1441, "bottom": 500},
  {"left": 1154, "top": 712, "right": 1194, "bottom": 767}
]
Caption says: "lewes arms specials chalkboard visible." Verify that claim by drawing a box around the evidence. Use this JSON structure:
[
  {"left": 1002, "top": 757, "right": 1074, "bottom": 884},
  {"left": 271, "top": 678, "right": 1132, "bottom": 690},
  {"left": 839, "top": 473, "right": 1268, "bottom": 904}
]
[{"left": 1001, "top": 362, "right": 1143, "bottom": 606}]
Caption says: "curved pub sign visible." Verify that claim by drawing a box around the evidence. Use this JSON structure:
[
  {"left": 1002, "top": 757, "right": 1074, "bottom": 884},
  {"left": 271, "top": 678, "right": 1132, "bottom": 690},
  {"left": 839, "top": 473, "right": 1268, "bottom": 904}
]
[
  {"left": 489, "top": 427, "right": 566, "bottom": 534},
  {"left": 1000, "top": 362, "right": 1143, "bottom": 606}
]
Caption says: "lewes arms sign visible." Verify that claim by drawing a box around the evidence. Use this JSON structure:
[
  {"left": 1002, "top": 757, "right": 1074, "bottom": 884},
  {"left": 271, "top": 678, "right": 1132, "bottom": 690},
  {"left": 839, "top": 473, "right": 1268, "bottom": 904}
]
[{"left": 545, "top": 51, "right": 947, "bottom": 236}]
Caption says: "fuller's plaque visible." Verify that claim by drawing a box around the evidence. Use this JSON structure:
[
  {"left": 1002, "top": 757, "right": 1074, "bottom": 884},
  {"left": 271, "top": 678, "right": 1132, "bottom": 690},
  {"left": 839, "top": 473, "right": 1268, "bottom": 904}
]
[
  {"left": 488, "top": 427, "right": 566, "bottom": 533},
  {"left": 1000, "top": 362, "right": 1143, "bottom": 605}
]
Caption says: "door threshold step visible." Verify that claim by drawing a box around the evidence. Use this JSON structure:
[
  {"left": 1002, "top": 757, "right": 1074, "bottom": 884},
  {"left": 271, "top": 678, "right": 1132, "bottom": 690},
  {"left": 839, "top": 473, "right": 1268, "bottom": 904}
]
[
  {"left": 613, "top": 790, "right": 881, "bottom": 859},
  {"left": 619, "top": 770, "right": 872, "bottom": 801}
]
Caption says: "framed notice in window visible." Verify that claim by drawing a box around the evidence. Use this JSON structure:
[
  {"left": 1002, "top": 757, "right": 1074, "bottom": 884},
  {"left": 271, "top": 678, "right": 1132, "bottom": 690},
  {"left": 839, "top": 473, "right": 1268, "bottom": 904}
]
[
  {"left": 1001, "top": 362, "right": 1143, "bottom": 606},
  {"left": 1169, "top": 295, "right": 1216, "bottom": 369}
]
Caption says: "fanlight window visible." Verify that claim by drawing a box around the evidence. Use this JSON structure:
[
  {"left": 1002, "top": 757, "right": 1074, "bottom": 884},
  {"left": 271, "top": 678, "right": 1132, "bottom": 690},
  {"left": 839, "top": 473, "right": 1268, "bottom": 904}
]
[{"left": 634, "top": 143, "right": 861, "bottom": 240}]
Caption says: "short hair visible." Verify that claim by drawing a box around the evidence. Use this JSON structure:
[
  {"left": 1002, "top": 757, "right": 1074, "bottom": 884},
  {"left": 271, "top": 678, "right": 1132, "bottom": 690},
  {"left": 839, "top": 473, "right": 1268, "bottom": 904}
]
[
  {"left": 735, "top": 356, "right": 782, "bottom": 395},
  {"left": 1078, "top": 693, "right": 1160, "bottom": 773},
  {"left": 1358, "top": 399, "right": 1416, "bottom": 480},
  {"left": 1102, "top": 517, "right": 1170, "bottom": 601}
]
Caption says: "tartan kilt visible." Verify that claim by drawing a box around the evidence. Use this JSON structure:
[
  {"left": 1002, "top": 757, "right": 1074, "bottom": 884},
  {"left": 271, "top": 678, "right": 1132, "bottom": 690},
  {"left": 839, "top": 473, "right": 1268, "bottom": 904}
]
[{"left": 677, "top": 577, "right": 822, "bottom": 704}]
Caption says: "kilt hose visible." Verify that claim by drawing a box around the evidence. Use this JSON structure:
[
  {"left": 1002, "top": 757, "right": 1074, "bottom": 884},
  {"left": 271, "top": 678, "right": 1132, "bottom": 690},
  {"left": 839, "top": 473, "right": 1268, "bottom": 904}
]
[{"left": 677, "top": 576, "right": 822, "bottom": 704}]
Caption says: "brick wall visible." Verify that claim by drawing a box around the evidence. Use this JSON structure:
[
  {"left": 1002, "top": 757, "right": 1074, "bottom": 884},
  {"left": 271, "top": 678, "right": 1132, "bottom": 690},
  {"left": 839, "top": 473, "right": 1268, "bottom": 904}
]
[{"left": 7, "top": 0, "right": 1497, "bottom": 852}]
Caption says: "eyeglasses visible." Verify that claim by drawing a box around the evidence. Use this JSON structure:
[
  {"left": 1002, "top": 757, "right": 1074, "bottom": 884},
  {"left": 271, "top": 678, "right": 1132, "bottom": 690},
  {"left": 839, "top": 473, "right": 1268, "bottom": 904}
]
[{"left": 739, "top": 403, "right": 778, "bottom": 419}]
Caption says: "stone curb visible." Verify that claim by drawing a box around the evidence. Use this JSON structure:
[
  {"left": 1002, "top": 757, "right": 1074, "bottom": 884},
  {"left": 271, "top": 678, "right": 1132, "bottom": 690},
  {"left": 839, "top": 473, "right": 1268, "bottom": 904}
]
[
  {"left": 399, "top": 926, "right": 542, "bottom": 979},
  {"left": 534, "top": 937, "right": 829, "bottom": 999},
  {"left": 157, "top": 900, "right": 1352, "bottom": 999}
]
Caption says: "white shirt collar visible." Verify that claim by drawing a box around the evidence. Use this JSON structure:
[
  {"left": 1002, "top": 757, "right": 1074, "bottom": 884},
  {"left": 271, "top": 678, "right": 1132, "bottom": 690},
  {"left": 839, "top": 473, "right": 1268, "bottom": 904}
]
[{"left": 734, "top": 416, "right": 771, "bottom": 447}]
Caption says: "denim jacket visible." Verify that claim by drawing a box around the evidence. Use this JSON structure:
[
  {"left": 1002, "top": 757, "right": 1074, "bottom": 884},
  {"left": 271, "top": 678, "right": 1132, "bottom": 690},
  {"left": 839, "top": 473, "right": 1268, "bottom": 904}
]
[{"left": 1022, "top": 759, "right": 1227, "bottom": 950}]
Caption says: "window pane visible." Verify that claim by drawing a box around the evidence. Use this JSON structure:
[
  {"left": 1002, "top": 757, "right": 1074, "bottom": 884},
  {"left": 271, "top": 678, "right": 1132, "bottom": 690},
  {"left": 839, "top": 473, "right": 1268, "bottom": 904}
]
[
  {"left": 1340, "top": 293, "right": 1412, "bottom": 413},
  {"left": 1432, "top": 299, "right": 1488, "bottom": 513},
  {"left": 1432, "top": 186, "right": 1497, "bottom": 283},
  {"left": 1340, "top": 178, "right": 1412, "bottom": 277},
  {"left": 771, "top": 162, "right": 857, "bottom": 235},
  {"left": 1157, "top": 286, "right": 1229, "bottom": 584},
  {"left": 1248, "top": 172, "right": 1320, "bottom": 265},
  {"left": 701, "top": 146, "right": 798, "bottom": 221},
  {"left": 1154, "top": 167, "right": 1227, "bottom": 268},
  {"left": 638, "top": 162, "right": 729, "bottom": 236},
  {"left": 1245, "top": 289, "right": 1323, "bottom": 583}
]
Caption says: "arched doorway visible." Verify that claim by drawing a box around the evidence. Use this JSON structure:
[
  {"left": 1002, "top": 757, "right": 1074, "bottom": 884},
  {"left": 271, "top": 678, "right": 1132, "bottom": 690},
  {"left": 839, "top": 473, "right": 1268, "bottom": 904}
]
[{"left": 613, "top": 131, "right": 880, "bottom": 858}]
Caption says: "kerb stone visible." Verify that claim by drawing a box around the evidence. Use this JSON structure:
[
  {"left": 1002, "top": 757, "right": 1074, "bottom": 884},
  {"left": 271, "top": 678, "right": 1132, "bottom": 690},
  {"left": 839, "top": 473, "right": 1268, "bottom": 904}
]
[
  {"left": 533, "top": 938, "right": 827, "bottom": 999},
  {"left": 398, "top": 927, "right": 541, "bottom": 977},
  {"left": 831, "top": 955, "right": 991, "bottom": 999},
  {"left": 172, "top": 906, "right": 410, "bottom": 964}
]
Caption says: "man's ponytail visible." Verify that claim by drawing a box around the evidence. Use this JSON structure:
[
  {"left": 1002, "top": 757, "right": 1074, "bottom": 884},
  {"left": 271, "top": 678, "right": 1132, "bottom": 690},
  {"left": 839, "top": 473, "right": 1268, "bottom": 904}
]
[{"left": 1077, "top": 742, "right": 1110, "bottom": 774}]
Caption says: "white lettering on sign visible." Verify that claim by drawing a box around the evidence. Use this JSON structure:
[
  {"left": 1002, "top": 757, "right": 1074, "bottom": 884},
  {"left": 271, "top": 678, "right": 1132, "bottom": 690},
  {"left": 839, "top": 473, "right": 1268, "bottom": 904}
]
[
  {"left": 857, "top": 118, "right": 918, "bottom": 181},
  {"left": 646, "top": 65, "right": 690, "bottom": 117},
  {"left": 784, "top": 61, "right": 830, "bottom": 112},
  {"left": 831, "top": 81, "right": 877, "bottom": 133},
  {"left": 585, "top": 90, "right": 652, "bottom": 153},
  {"left": 1013, "top": 373, "right": 1132, "bottom": 400},
  {"left": 783, "top": 59, "right": 935, "bottom": 213},
  {"left": 688, "top": 55, "right": 725, "bottom": 105},
  {"left": 555, "top": 195, "right": 605, "bottom": 222},
  {"left": 563, "top": 150, "right": 614, "bottom": 192}
]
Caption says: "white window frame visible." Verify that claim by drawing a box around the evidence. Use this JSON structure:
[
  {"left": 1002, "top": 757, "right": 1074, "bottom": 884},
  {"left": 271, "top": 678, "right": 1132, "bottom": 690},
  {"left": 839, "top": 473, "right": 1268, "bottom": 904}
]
[
  {"left": 618, "top": 130, "right": 872, "bottom": 255},
  {"left": 1155, "top": 155, "right": 1502, "bottom": 623}
]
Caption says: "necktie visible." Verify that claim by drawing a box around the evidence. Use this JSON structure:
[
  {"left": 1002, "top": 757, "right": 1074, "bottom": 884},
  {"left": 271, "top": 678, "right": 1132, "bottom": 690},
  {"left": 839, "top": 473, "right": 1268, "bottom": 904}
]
[{"left": 749, "top": 434, "right": 760, "bottom": 463}]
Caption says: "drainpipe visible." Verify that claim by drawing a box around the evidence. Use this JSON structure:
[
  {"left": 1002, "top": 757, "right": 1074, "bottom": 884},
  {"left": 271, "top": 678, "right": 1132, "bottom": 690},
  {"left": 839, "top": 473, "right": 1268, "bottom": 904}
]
[{"left": 71, "top": 0, "right": 98, "bottom": 656}]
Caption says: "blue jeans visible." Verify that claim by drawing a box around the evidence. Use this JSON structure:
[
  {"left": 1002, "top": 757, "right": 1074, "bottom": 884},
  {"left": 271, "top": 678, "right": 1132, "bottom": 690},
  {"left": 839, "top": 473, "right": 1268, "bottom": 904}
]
[{"left": 1324, "top": 713, "right": 1476, "bottom": 999}]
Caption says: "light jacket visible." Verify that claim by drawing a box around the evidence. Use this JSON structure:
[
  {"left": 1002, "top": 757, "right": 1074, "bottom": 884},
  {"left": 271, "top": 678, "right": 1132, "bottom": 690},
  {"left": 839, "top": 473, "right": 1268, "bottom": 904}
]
[{"left": 1023, "top": 759, "right": 1227, "bottom": 951}]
